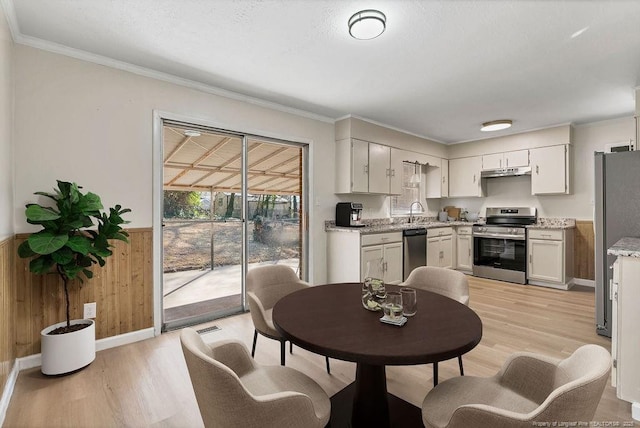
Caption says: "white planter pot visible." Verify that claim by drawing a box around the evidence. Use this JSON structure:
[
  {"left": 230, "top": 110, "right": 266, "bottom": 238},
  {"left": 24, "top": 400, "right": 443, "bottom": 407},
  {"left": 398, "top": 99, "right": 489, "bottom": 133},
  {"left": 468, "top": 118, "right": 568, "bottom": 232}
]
[{"left": 40, "top": 319, "right": 96, "bottom": 375}]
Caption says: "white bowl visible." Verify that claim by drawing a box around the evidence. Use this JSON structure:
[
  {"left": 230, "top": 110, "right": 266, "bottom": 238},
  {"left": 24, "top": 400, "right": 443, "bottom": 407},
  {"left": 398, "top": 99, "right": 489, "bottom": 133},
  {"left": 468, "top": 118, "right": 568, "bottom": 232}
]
[{"left": 466, "top": 213, "right": 479, "bottom": 222}]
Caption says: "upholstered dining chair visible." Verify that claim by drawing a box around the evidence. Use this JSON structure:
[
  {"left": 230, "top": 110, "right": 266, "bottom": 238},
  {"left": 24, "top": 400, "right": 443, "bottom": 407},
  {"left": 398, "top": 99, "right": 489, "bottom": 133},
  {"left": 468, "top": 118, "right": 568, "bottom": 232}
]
[
  {"left": 246, "top": 264, "right": 330, "bottom": 373},
  {"left": 421, "top": 344, "right": 611, "bottom": 428},
  {"left": 180, "top": 328, "right": 331, "bottom": 428},
  {"left": 400, "top": 266, "right": 470, "bottom": 386}
]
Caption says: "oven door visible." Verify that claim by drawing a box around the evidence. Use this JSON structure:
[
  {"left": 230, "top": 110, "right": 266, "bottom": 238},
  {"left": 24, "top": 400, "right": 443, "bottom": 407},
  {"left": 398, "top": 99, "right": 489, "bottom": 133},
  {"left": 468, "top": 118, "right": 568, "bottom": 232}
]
[{"left": 473, "top": 235, "right": 527, "bottom": 284}]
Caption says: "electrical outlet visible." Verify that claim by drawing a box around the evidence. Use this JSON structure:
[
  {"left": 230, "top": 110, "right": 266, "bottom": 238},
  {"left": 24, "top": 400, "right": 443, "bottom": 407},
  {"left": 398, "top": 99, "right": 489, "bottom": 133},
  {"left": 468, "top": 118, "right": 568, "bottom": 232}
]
[{"left": 84, "top": 302, "right": 97, "bottom": 319}]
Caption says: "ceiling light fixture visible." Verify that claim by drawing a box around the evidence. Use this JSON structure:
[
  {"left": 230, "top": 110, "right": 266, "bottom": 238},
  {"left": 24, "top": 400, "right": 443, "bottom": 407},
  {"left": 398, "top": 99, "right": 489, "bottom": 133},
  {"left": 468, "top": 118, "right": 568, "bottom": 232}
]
[
  {"left": 348, "top": 9, "right": 386, "bottom": 40},
  {"left": 481, "top": 120, "right": 512, "bottom": 132},
  {"left": 184, "top": 130, "right": 201, "bottom": 137}
]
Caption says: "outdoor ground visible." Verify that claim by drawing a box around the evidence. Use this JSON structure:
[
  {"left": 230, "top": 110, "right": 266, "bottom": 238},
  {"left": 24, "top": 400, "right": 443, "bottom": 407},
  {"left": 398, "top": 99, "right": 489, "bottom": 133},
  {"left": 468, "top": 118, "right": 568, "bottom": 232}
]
[{"left": 163, "top": 219, "right": 300, "bottom": 272}]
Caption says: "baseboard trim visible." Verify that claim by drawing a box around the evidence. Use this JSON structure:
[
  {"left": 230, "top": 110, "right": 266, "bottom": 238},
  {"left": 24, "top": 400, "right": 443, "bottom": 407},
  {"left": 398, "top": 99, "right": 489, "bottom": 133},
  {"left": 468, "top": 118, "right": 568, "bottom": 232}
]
[
  {"left": 17, "top": 327, "right": 156, "bottom": 371},
  {"left": 0, "top": 361, "right": 20, "bottom": 426},
  {"left": 573, "top": 278, "right": 595, "bottom": 288},
  {"left": 95, "top": 327, "right": 155, "bottom": 352}
]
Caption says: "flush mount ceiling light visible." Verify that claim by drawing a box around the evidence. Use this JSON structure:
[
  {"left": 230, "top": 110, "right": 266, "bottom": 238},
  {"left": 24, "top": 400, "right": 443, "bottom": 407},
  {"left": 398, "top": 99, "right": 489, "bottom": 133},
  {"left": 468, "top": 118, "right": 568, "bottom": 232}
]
[
  {"left": 184, "top": 130, "right": 201, "bottom": 137},
  {"left": 348, "top": 9, "right": 386, "bottom": 40},
  {"left": 481, "top": 120, "right": 512, "bottom": 132}
]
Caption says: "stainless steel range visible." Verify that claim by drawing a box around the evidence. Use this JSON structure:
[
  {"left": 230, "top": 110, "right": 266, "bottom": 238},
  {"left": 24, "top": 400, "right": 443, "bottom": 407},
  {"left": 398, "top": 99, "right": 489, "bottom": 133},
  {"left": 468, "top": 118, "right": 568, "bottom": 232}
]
[{"left": 472, "top": 207, "right": 537, "bottom": 284}]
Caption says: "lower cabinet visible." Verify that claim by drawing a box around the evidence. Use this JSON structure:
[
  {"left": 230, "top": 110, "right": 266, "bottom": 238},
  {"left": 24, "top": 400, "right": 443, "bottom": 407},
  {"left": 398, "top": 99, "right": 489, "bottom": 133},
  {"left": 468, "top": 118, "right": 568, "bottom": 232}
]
[
  {"left": 427, "top": 227, "right": 453, "bottom": 269},
  {"left": 360, "top": 241, "right": 403, "bottom": 284},
  {"left": 527, "top": 228, "right": 574, "bottom": 289},
  {"left": 455, "top": 226, "right": 473, "bottom": 272},
  {"left": 610, "top": 255, "right": 640, "bottom": 406},
  {"left": 327, "top": 230, "right": 403, "bottom": 284}
]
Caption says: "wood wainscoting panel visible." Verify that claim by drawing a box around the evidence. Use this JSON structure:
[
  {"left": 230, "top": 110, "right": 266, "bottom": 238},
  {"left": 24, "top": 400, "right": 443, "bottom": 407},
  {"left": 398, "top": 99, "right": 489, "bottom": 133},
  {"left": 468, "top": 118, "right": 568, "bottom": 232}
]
[
  {"left": 1, "top": 236, "right": 17, "bottom": 397},
  {"left": 14, "top": 228, "right": 153, "bottom": 358},
  {"left": 574, "top": 221, "right": 595, "bottom": 281}
]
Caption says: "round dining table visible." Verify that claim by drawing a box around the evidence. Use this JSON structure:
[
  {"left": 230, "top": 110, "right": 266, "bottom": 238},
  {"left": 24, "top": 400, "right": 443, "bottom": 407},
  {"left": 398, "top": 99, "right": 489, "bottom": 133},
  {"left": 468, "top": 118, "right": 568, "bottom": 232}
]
[{"left": 272, "top": 282, "right": 483, "bottom": 428}]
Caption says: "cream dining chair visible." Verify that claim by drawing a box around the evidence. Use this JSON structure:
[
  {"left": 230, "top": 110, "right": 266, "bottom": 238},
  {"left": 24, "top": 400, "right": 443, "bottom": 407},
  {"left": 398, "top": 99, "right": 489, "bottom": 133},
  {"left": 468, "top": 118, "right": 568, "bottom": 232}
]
[
  {"left": 180, "top": 328, "right": 331, "bottom": 428},
  {"left": 400, "top": 266, "right": 470, "bottom": 386},
  {"left": 246, "top": 264, "right": 330, "bottom": 373},
  {"left": 421, "top": 344, "right": 611, "bottom": 428}
]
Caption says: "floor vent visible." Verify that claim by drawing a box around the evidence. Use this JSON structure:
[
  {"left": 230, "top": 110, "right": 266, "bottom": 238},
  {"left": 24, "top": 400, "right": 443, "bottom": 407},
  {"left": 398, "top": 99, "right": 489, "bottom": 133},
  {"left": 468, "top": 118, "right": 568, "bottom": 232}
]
[{"left": 197, "top": 325, "right": 221, "bottom": 334}]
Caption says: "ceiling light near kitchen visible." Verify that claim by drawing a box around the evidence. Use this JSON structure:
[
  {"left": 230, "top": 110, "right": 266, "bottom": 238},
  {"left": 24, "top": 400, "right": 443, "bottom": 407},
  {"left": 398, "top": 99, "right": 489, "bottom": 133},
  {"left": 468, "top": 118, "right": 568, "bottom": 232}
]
[
  {"left": 481, "top": 120, "right": 512, "bottom": 132},
  {"left": 348, "top": 10, "right": 386, "bottom": 40}
]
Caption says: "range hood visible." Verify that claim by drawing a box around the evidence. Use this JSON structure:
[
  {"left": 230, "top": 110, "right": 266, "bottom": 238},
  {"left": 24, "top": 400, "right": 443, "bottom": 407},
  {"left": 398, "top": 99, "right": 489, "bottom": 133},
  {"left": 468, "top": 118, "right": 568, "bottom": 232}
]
[{"left": 481, "top": 166, "right": 532, "bottom": 178}]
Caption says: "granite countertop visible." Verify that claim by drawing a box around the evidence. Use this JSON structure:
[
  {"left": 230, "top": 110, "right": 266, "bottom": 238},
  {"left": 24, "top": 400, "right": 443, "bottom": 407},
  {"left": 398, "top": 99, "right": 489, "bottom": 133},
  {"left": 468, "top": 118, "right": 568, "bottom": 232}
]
[
  {"left": 527, "top": 218, "right": 576, "bottom": 230},
  {"left": 325, "top": 217, "right": 575, "bottom": 233},
  {"left": 325, "top": 218, "right": 478, "bottom": 234},
  {"left": 607, "top": 237, "right": 640, "bottom": 258}
]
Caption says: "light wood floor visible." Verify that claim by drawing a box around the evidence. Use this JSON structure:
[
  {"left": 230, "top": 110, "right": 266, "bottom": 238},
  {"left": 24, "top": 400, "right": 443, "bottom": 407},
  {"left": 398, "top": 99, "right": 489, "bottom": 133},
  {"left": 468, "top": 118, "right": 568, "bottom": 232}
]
[{"left": 4, "top": 277, "right": 634, "bottom": 427}]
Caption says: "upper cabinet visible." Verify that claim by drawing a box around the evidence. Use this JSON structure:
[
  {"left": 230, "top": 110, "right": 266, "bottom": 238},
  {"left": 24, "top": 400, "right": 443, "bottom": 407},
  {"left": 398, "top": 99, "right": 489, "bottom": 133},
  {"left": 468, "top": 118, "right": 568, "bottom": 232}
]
[
  {"left": 424, "top": 156, "right": 448, "bottom": 198},
  {"left": 482, "top": 150, "right": 529, "bottom": 170},
  {"left": 335, "top": 138, "right": 403, "bottom": 195},
  {"left": 530, "top": 145, "right": 571, "bottom": 195},
  {"left": 449, "top": 156, "right": 485, "bottom": 197}
]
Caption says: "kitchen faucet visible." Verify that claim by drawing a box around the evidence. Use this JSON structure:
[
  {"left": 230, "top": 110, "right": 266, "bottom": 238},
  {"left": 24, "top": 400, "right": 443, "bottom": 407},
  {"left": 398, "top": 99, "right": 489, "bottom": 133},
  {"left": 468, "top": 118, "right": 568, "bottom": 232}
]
[{"left": 409, "top": 201, "right": 424, "bottom": 224}]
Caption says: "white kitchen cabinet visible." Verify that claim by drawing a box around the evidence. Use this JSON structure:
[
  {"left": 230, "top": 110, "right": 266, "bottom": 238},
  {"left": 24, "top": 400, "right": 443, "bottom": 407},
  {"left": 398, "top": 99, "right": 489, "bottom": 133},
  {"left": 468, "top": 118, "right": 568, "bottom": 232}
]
[
  {"left": 360, "top": 242, "right": 403, "bottom": 284},
  {"left": 424, "top": 157, "right": 449, "bottom": 198},
  {"left": 441, "top": 159, "right": 449, "bottom": 197},
  {"left": 335, "top": 138, "right": 403, "bottom": 195},
  {"left": 327, "top": 230, "right": 403, "bottom": 284},
  {"left": 427, "top": 227, "right": 453, "bottom": 269},
  {"left": 530, "top": 145, "right": 571, "bottom": 195},
  {"left": 389, "top": 147, "right": 404, "bottom": 195},
  {"left": 610, "top": 254, "right": 640, "bottom": 411},
  {"left": 527, "top": 228, "right": 574, "bottom": 289},
  {"left": 482, "top": 150, "right": 529, "bottom": 170},
  {"left": 449, "top": 156, "right": 484, "bottom": 197},
  {"left": 455, "top": 226, "right": 473, "bottom": 272}
]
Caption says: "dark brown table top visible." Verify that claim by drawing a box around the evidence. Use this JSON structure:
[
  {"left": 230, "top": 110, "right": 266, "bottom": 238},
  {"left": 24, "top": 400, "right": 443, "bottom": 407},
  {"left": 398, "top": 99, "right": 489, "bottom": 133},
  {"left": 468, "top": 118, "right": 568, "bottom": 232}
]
[{"left": 273, "top": 282, "right": 483, "bottom": 366}]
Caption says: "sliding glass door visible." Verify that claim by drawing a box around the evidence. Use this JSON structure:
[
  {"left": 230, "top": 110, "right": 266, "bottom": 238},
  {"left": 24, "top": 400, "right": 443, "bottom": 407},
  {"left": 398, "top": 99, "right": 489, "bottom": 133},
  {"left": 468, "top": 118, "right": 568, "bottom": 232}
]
[{"left": 160, "top": 121, "right": 307, "bottom": 330}]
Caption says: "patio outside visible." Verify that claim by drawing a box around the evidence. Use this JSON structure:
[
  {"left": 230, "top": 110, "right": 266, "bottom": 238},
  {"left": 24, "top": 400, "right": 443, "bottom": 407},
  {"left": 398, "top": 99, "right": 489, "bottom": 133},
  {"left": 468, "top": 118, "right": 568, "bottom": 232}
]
[{"left": 162, "top": 193, "right": 301, "bottom": 325}]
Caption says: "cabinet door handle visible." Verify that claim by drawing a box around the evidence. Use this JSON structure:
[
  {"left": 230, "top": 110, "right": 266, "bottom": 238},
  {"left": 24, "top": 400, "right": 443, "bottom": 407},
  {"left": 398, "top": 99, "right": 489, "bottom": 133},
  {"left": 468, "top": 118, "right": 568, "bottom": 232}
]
[
  {"left": 536, "top": 165, "right": 539, "bottom": 174},
  {"left": 473, "top": 174, "right": 476, "bottom": 183},
  {"left": 506, "top": 158, "right": 509, "bottom": 167},
  {"left": 442, "top": 176, "right": 445, "bottom": 184},
  {"left": 499, "top": 159, "right": 502, "bottom": 168},
  {"left": 391, "top": 169, "right": 395, "bottom": 177},
  {"left": 364, "top": 165, "right": 369, "bottom": 174},
  {"left": 529, "top": 254, "right": 532, "bottom": 263},
  {"left": 468, "top": 248, "right": 471, "bottom": 257}
]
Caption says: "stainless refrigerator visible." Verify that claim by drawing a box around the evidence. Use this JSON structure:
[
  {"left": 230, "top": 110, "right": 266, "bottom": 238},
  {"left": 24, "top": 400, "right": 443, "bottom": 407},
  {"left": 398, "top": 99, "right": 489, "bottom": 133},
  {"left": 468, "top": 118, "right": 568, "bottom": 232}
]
[{"left": 594, "top": 150, "right": 640, "bottom": 337}]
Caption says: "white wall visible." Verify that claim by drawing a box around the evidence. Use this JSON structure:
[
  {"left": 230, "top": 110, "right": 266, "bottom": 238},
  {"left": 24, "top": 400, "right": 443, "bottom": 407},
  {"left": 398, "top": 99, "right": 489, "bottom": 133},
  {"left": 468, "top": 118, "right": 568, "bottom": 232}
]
[
  {"left": 444, "top": 117, "right": 635, "bottom": 219},
  {"left": 0, "top": 5, "right": 13, "bottom": 241},
  {"left": 13, "top": 45, "right": 336, "bottom": 283}
]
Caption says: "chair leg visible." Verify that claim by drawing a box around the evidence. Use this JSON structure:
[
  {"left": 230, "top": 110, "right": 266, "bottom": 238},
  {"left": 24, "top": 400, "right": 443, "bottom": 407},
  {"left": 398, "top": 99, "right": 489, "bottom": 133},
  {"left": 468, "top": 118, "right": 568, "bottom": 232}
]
[
  {"left": 280, "top": 340, "right": 286, "bottom": 366},
  {"left": 433, "top": 362, "right": 439, "bottom": 387},
  {"left": 251, "top": 330, "right": 258, "bottom": 358},
  {"left": 325, "top": 357, "right": 331, "bottom": 375},
  {"left": 458, "top": 356, "right": 464, "bottom": 376}
]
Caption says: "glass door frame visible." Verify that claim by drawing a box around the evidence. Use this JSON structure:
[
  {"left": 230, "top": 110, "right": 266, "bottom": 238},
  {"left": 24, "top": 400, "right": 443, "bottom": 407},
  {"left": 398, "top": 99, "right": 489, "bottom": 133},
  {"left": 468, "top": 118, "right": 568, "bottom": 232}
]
[{"left": 152, "top": 111, "right": 309, "bottom": 334}]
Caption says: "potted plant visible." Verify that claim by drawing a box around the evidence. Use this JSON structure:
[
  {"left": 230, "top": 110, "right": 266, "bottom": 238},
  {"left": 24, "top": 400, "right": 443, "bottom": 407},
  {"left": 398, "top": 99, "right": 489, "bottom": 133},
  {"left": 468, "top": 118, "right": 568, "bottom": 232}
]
[{"left": 17, "top": 180, "right": 130, "bottom": 375}]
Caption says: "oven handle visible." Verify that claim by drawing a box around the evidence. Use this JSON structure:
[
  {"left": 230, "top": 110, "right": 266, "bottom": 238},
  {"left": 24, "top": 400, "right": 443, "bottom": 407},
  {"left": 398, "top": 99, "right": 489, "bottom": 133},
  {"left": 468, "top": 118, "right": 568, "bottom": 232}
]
[{"left": 473, "top": 232, "right": 526, "bottom": 241}]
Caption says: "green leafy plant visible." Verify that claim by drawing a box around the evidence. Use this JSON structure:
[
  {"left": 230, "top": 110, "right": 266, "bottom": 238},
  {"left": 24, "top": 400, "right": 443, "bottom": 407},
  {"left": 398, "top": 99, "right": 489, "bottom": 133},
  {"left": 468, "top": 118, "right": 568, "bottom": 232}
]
[{"left": 18, "top": 180, "right": 130, "bottom": 332}]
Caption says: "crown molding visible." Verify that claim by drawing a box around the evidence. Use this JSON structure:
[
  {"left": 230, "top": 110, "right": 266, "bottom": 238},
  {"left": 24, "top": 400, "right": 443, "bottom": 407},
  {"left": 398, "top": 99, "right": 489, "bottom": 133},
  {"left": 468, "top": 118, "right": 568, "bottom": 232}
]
[
  {"left": 336, "top": 114, "right": 448, "bottom": 145},
  {"left": 2, "top": 0, "right": 334, "bottom": 125}
]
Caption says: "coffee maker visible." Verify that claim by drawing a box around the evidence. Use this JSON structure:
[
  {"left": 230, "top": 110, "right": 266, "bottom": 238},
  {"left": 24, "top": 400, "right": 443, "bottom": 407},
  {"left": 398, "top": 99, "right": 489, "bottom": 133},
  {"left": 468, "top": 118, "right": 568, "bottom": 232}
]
[{"left": 335, "top": 202, "right": 365, "bottom": 227}]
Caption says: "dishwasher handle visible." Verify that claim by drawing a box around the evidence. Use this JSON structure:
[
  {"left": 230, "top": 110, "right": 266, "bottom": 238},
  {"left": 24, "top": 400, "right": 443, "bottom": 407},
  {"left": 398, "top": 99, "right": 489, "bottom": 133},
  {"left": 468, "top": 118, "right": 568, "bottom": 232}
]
[{"left": 403, "top": 228, "right": 427, "bottom": 236}]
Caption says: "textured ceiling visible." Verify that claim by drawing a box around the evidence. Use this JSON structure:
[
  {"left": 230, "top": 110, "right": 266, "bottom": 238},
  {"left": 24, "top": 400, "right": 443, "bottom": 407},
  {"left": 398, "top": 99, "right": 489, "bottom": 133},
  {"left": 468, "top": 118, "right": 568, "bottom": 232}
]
[{"left": 6, "top": 0, "right": 640, "bottom": 143}]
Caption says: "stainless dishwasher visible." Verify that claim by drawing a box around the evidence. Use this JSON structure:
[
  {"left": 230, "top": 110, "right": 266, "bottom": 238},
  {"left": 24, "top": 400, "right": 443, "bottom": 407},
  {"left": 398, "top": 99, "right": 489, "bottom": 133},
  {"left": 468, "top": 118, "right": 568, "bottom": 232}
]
[{"left": 403, "top": 228, "right": 427, "bottom": 280}]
